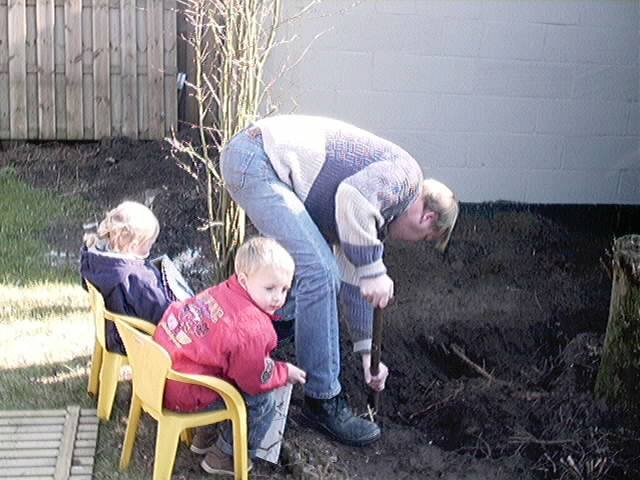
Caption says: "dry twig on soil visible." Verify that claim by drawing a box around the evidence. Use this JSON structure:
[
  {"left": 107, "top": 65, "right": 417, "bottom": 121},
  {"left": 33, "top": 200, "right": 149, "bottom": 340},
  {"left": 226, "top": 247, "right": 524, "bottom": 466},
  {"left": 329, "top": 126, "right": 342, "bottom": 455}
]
[
  {"left": 408, "top": 383, "right": 464, "bottom": 420},
  {"left": 449, "top": 343, "right": 506, "bottom": 384}
]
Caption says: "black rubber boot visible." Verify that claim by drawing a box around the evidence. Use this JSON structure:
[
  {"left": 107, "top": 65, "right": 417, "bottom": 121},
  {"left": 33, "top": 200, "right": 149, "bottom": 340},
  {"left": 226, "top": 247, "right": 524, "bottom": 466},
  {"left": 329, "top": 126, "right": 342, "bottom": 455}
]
[{"left": 302, "top": 394, "right": 381, "bottom": 447}]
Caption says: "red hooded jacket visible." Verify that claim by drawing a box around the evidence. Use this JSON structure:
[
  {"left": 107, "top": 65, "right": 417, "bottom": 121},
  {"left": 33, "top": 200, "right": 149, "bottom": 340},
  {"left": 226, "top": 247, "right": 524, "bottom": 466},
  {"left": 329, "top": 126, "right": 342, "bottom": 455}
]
[{"left": 153, "top": 274, "right": 288, "bottom": 412}]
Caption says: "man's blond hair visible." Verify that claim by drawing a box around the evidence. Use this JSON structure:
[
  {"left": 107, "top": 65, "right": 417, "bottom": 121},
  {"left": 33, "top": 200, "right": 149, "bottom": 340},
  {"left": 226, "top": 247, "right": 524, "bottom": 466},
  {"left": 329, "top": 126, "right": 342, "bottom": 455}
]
[
  {"left": 422, "top": 178, "right": 459, "bottom": 252},
  {"left": 234, "top": 236, "right": 295, "bottom": 276}
]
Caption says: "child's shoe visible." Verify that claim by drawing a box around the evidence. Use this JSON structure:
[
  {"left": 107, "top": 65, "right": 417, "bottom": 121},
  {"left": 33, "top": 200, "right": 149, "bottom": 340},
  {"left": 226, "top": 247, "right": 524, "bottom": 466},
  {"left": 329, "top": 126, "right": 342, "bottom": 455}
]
[
  {"left": 189, "top": 428, "right": 218, "bottom": 454},
  {"left": 200, "top": 445, "right": 253, "bottom": 476}
]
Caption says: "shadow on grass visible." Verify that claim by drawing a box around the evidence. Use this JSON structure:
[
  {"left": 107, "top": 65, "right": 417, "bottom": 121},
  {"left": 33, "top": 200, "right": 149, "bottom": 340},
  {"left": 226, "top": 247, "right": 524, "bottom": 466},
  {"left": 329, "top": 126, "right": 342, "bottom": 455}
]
[{"left": 25, "top": 304, "right": 90, "bottom": 319}]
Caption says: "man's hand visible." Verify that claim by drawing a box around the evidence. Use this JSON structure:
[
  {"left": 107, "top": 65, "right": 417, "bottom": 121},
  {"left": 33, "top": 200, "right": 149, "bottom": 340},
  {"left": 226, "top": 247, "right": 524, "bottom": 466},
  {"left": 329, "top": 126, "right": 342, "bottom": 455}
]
[
  {"left": 361, "top": 353, "right": 389, "bottom": 392},
  {"left": 360, "top": 274, "right": 394, "bottom": 308},
  {"left": 286, "top": 363, "right": 307, "bottom": 385}
]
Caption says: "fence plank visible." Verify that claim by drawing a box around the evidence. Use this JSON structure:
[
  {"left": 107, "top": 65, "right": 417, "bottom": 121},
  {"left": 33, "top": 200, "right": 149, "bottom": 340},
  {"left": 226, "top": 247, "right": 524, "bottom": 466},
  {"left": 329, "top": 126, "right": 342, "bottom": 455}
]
[
  {"left": 81, "top": 2, "right": 94, "bottom": 139},
  {"left": 0, "top": 1, "right": 8, "bottom": 138},
  {"left": 136, "top": 0, "right": 148, "bottom": 138},
  {"left": 93, "top": 0, "right": 110, "bottom": 139},
  {"left": 109, "top": 1, "right": 121, "bottom": 135},
  {"left": 24, "top": 5, "right": 38, "bottom": 138},
  {"left": 26, "top": 3, "right": 38, "bottom": 137},
  {"left": 163, "top": 0, "right": 176, "bottom": 134},
  {"left": 121, "top": 0, "right": 137, "bottom": 138},
  {"left": 147, "top": 0, "right": 163, "bottom": 138},
  {"left": 54, "top": 1, "right": 66, "bottom": 138},
  {"left": 36, "top": 0, "right": 56, "bottom": 138},
  {"left": 8, "top": 0, "right": 27, "bottom": 138},
  {"left": 65, "top": 0, "right": 83, "bottom": 139},
  {"left": 177, "top": 3, "right": 196, "bottom": 125}
]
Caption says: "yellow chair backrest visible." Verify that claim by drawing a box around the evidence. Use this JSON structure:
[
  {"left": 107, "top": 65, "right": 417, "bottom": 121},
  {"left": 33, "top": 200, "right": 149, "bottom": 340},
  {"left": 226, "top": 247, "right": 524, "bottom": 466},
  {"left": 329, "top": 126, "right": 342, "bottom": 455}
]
[
  {"left": 114, "top": 316, "right": 173, "bottom": 415},
  {"left": 114, "top": 317, "right": 249, "bottom": 479},
  {"left": 85, "top": 280, "right": 158, "bottom": 421},
  {"left": 86, "top": 281, "right": 108, "bottom": 348},
  {"left": 86, "top": 281, "right": 156, "bottom": 340}
]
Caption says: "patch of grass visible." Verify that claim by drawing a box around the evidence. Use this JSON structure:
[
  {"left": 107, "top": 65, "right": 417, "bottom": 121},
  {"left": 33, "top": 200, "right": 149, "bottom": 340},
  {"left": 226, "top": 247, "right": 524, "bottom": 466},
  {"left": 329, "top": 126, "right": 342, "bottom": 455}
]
[
  {"left": 0, "top": 357, "right": 93, "bottom": 408},
  {"left": 0, "top": 167, "right": 88, "bottom": 285},
  {"left": 0, "top": 171, "right": 141, "bottom": 478},
  {"left": 0, "top": 283, "right": 93, "bottom": 367}
]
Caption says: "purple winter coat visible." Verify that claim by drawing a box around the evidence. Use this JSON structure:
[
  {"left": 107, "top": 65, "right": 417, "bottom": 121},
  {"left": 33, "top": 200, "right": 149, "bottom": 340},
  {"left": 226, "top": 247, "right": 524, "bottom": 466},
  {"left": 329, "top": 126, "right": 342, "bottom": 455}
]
[{"left": 80, "top": 246, "right": 170, "bottom": 354}]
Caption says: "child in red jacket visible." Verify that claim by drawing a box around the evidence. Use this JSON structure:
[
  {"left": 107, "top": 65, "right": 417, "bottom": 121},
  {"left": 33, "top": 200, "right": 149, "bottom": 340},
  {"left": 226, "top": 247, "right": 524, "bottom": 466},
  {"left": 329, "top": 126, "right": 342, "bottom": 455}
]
[{"left": 153, "top": 236, "right": 306, "bottom": 475}]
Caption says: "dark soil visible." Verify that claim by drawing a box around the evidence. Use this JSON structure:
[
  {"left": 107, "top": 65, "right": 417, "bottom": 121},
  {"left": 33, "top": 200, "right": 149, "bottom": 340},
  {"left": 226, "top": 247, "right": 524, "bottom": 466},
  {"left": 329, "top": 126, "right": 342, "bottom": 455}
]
[{"left": 2, "top": 137, "right": 640, "bottom": 479}]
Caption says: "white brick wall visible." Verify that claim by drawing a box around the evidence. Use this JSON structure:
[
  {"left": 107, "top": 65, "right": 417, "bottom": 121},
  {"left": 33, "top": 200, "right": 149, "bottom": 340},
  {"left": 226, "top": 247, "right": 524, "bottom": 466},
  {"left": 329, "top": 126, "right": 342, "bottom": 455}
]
[{"left": 265, "top": 0, "right": 640, "bottom": 204}]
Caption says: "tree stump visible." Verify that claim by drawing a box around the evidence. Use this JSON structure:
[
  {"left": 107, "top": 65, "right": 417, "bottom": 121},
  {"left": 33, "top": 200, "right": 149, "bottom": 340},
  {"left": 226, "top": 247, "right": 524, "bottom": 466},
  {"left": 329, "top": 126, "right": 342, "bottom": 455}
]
[{"left": 595, "top": 234, "right": 640, "bottom": 410}]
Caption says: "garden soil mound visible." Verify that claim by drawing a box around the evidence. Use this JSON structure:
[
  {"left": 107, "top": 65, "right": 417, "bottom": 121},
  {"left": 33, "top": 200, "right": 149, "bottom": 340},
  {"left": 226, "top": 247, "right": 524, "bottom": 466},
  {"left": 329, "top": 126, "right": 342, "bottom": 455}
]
[{"left": 2, "top": 138, "right": 639, "bottom": 479}]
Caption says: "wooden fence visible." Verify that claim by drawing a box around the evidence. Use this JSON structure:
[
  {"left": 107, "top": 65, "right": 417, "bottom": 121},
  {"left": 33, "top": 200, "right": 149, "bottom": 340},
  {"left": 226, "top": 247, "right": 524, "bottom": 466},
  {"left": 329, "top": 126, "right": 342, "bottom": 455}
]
[{"left": 0, "top": 0, "right": 178, "bottom": 141}]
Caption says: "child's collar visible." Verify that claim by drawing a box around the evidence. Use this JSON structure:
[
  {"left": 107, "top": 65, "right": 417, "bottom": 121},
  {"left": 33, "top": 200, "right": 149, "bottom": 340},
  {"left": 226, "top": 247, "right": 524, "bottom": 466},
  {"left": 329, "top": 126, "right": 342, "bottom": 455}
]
[{"left": 89, "top": 246, "right": 147, "bottom": 261}]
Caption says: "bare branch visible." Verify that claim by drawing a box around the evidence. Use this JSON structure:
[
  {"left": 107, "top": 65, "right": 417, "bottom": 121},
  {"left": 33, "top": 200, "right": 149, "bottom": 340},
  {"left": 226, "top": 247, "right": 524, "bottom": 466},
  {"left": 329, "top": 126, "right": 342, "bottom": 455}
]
[{"left": 170, "top": 0, "right": 321, "bottom": 281}]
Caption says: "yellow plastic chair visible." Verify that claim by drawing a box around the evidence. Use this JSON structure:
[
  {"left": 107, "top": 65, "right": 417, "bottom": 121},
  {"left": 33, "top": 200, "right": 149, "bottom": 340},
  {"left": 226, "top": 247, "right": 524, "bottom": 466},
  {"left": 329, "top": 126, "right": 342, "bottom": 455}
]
[
  {"left": 85, "top": 281, "right": 156, "bottom": 420},
  {"left": 114, "top": 318, "right": 249, "bottom": 480}
]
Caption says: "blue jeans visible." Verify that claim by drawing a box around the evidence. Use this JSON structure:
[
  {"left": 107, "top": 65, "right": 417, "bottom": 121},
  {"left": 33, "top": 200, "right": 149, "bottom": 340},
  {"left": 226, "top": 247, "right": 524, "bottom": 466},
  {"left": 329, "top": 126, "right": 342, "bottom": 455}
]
[
  {"left": 220, "top": 129, "right": 342, "bottom": 400},
  {"left": 212, "top": 390, "right": 276, "bottom": 458}
]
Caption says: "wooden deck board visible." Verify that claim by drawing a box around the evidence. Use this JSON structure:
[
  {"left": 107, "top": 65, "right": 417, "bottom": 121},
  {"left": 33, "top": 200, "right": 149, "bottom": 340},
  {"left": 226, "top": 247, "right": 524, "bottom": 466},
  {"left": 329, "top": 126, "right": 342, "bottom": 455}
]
[
  {"left": 0, "top": 407, "right": 97, "bottom": 480},
  {"left": 0, "top": 425, "right": 64, "bottom": 433}
]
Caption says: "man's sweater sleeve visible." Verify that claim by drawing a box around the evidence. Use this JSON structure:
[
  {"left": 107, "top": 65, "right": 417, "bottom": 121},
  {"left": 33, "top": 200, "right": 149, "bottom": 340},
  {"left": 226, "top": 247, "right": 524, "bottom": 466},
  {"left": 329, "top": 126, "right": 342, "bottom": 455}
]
[
  {"left": 335, "top": 246, "right": 374, "bottom": 353},
  {"left": 334, "top": 162, "right": 391, "bottom": 281},
  {"left": 334, "top": 158, "right": 421, "bottom": 353}
]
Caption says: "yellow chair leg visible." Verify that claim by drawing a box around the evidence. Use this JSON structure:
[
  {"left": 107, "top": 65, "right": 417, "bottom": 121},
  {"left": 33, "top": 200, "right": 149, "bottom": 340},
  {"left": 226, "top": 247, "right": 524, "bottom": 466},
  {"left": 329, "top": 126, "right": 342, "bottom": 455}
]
[
  {"left": 97, "top": 352, "right": 125, "bottom": 421},
  {"left": 180, "top": 428, "right": 193, "bottom": 446},
  {"left": 231, "top": 414, "right": 249, "bottom": 480},
  {"left": 87, "top": 340, "right": 103, "bottom": 396},
  {"left": 153, "top": 421, "right": 181, "bottom": 480},
  {"left": 119, "top": 395, "right": 143, "bottom": 470}
]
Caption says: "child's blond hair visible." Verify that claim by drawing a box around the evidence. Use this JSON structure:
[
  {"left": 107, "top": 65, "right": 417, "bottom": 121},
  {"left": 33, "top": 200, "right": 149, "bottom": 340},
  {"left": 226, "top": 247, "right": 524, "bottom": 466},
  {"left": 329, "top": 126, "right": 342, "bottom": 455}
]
[
  {"left": 234, "top": 237, "right": 295, "bottom": 277},
  {"left": 84, "top": 201, "right": 160, "bottom": 256},
  {"left": 422, "top": 178, "right": 459, "bottom": 252}
]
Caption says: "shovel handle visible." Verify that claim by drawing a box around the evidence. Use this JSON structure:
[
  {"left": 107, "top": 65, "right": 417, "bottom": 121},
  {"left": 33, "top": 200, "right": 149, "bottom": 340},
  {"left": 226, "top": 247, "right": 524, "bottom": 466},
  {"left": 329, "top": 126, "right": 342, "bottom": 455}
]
[
  {"left": 370, "top": 307, "right": 384, "bottom": 376},
  {"left": 368, "top": 307, "right": 384, "bottom": 413}
]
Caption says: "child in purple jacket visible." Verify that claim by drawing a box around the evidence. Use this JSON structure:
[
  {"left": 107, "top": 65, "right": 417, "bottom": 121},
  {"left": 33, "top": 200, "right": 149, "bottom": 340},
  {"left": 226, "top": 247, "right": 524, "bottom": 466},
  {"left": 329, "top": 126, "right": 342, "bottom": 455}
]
[{"left": 81, "top": 201, "right": 171, "bottom": 354}]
